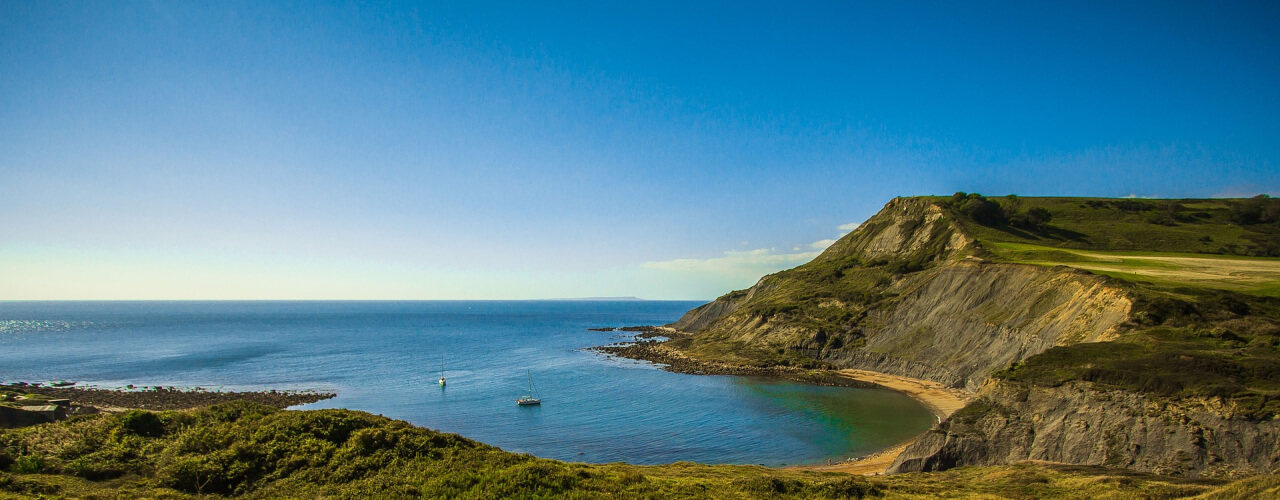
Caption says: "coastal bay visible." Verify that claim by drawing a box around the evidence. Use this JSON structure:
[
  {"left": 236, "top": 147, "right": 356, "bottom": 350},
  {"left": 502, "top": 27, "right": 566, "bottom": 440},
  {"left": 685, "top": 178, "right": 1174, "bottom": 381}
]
[{"left": 0, "top": 300, "right": 936, "bottom": 467}]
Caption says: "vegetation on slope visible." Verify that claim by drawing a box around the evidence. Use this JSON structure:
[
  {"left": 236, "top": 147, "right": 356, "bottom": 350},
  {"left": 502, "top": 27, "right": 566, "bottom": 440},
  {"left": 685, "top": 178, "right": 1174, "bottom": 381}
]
[
  {"left": 992, "top": 285, "right": 1280, "bottom": 419},
  {"left": 0, "top": 402, "right": 1266, "bottom": 499},
  {"left": 937, "top": 194, "right": 1280, "bottom": 419},
  {"left": 948, "top": 194, "right": 1280, "bottom": 257}
]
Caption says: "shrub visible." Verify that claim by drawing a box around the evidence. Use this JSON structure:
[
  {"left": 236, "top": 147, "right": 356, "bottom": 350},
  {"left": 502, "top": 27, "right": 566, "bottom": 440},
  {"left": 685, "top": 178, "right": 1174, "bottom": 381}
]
[
  {"left": 958, "top": 194, "right": 1006, "bottom": 226},
  {"left": 64, "top": 456, "right": 126, "bottom": 480},
  {"left": 121, "top": 410, "right": 166, "bottom": 438},
  {"left": 10, "top": 455, "right": 47, "bottom": 474},
  {"left": 817, "top": 476, "right": 881, "bottom": 498}
]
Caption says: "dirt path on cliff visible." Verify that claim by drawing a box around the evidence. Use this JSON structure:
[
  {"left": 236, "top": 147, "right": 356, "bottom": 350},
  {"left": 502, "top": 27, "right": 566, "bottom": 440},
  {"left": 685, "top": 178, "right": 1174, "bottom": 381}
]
[{"left": 789, "top": 369, "right": 972, "bottom": 475}]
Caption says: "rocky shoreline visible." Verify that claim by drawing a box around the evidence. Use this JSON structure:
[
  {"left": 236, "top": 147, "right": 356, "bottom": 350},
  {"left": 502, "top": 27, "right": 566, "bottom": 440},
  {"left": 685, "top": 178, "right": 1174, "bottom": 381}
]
[
  {"left": 589, "top": 327, "right": 879, "bottom": 389},
  {"left": 1, "top": 383, "right": 335, "bottom": 411}
]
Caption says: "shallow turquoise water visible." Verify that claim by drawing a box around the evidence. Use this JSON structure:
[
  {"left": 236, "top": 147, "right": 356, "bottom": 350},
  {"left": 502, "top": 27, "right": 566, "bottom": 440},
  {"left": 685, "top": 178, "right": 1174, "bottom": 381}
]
[{"left": 0, "top": 301, "right": 936, "bottom": 465}]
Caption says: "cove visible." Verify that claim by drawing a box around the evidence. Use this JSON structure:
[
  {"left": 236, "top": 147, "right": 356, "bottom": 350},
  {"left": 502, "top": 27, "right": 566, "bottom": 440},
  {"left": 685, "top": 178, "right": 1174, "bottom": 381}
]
[{"left": 0, "top": 300, "right": 937, "bottom": 466}]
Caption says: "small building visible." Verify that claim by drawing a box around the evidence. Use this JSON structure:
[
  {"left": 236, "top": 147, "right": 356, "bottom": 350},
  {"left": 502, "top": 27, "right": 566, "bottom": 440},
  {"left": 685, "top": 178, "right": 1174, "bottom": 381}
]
[
  {"left": 0, "top": 405, "right": 63, "bottom": 428},
  {"left": 18, "top": 405, "right": 66, "bottom": 422}
]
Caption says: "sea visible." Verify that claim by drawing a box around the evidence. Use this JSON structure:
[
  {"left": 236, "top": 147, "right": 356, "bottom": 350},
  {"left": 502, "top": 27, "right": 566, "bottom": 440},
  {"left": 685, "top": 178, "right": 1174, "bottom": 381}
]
[{"left": 0, "top": 300, "right": 936, "bottom": 466}]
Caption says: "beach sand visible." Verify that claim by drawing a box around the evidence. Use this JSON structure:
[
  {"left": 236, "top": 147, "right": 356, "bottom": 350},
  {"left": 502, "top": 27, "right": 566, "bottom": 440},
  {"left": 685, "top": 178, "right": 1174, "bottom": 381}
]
[
  {"left": 789, "top": 369, "right": 972, "bottom": 475},
  {"left": 834, "top": 369, "right": 971, "bottom": 422}
]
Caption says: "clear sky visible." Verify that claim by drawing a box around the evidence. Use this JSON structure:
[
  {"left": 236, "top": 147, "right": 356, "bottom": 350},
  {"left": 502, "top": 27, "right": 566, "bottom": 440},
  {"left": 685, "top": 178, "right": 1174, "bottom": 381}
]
[{"left": 2, "top": 1, "right": 1278, "bottom": 300}]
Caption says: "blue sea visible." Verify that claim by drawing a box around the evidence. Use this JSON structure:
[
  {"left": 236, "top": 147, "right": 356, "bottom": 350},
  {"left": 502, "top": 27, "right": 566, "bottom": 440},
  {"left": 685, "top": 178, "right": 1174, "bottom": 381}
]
[{"left": 0, "top": 301, "right": 935, "bottom": 466}]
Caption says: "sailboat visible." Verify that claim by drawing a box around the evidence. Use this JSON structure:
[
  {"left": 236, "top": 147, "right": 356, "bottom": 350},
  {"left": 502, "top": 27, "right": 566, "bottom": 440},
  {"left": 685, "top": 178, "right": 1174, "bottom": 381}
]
[
  {"left": 516, "top": 370, "right": 540, "bottom": 406},
  {"left": 439, "top": 354, "right": 446, "bottom": 387}
]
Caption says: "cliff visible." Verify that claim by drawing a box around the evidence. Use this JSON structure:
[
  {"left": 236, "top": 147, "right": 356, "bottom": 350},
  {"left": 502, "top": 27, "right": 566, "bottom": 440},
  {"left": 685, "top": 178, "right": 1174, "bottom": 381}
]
[
  {"left": 890, "top": 379, "right": 1280, "bottom": 478},
  {"left": 670, "top": 197, "right": 1133, "bottom": 391},
  {"left": 666, "top": 194, "right": 1280, "bottom": 478}
]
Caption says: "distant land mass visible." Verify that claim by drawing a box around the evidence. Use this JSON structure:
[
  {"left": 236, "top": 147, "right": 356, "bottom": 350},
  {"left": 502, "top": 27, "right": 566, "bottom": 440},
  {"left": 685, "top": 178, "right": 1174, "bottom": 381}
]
[
  {"left": 4, "top": 194, "right": 1280, "bottom": 498},
  {"left": 542, "top": 296, "right": 647, "bottom": 301}
]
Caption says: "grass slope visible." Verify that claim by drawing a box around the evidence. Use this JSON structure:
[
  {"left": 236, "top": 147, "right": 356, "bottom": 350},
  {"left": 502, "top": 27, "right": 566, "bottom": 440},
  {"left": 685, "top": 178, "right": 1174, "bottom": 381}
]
[{"left": 0, "top": 402, "right": 1268, "bottom": 499}]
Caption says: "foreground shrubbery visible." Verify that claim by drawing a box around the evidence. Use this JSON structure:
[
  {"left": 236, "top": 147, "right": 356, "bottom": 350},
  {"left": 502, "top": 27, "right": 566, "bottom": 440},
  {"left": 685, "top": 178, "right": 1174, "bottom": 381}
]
[
  {"left": 2, "top": 402, "right": 1268, "bottom": 499},
  {"left": 0, "top": 402, "right": 885, "bottom": 499}
]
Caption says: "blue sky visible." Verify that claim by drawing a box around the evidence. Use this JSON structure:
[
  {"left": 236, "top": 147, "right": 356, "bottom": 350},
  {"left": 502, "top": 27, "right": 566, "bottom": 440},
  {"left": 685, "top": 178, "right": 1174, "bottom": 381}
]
[{"left": 2, "top": 1, "right": 1278, "bottom": 300}]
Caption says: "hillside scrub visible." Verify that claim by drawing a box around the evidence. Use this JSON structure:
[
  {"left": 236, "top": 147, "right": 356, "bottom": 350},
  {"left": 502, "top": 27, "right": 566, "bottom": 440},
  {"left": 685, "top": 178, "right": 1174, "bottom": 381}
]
[
  {"left": 994, "top": 287, "right": 1280, "bottom": 419},
  {"left": 948, "top": 195, "right": 1280, "bottom": 257},
  {"left": 0, "top": 402, "right": 1265, "bottom": 499}
]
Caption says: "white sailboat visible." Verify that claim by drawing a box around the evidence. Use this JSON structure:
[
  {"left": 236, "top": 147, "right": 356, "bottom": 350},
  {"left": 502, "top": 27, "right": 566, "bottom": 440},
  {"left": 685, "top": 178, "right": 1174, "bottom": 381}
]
[
  {"left": 439, "top": 354, "right": 446, "bottom": 387},
  {"left": 516, "top": 370, "right": 540, "bottom": 406}
]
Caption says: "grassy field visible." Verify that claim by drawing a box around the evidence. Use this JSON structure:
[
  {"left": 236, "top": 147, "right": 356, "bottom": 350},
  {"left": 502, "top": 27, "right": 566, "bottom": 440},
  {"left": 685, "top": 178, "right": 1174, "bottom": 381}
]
[
  {"left": 1, "top": 402, "right": 1272, "bottom": 499},
  {"left": 985, "top": 242, "right": 1280, "bottom": 297},
  {"left": 949, "top": 196, "right": 1280, "bottom": 257}
]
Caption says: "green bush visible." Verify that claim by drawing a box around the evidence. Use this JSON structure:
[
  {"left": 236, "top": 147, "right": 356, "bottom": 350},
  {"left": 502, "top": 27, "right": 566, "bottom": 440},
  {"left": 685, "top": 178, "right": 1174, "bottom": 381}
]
[
  {"left": 121, "top": 410, "right": 166, "bottom": 438},
  {"left": 10, "top": 455, "right": 47, "bottom": 474},
  {"left": 64, "top": 456, "right": 127, "bottom": 480}
]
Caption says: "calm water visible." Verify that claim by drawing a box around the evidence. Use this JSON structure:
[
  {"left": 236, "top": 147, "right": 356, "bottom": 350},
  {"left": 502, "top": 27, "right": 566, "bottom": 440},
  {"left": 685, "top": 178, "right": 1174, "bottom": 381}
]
[{"left": 0, "top": 301, "right": 935, "bottom": 466}]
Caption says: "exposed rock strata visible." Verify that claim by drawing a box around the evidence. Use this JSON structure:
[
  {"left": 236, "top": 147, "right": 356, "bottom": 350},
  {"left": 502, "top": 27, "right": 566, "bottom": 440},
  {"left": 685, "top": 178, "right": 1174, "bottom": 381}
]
[
  {"left": 890, "top": 380, "right": 1280, "bottom": 478},
  {"left": 837, "top": 262, "right": 1131, "bottom": 391},
  {"left": 590, "top": 340, "right": 878, "bottom": 388}
]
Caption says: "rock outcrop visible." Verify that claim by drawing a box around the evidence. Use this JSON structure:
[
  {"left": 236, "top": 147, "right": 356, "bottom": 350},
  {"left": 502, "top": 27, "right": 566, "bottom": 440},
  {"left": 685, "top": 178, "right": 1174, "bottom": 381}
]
[{"left": 889, "top": 380, "right": 1280, "bottom": 478}]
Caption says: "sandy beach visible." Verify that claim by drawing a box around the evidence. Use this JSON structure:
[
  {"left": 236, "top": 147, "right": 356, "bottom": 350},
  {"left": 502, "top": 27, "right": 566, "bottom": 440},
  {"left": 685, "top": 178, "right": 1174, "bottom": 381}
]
[
  {"left": 834, "top": 369, "right": 971, "bottom": 422},
  {"left": 791, "top": 369, "right": 972, "bottom": 475}
]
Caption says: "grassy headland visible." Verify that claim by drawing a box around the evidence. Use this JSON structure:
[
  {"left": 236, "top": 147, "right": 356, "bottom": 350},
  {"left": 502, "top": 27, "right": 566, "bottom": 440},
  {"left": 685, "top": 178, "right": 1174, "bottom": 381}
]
[
  {"left": 624, "top": 194, "right": 1280, "bottom": 478},
  {"left": 658, "top": 195, "right": 1280, "bottom": 412}
]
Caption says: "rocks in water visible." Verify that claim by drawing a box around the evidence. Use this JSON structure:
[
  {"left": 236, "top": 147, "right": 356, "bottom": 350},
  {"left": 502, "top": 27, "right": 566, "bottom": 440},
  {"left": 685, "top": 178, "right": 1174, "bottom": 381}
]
[{"left": 1, "top": 383, "right": 335, "bottom": 411}]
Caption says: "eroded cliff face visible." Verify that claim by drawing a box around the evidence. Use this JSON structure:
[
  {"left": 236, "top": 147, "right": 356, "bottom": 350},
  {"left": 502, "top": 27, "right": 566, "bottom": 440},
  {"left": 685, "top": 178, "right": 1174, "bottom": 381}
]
[
  {"left": 838, "top": 262, "right": 1131, "bottom": 391},
  {"left": 816, "top": 197, "right": 976, "bottom": 264},
  {"left": 889, "top": 380, "right": 1280, "bottom": 478},
  {"left": 670, "top": 197, "right": 1132, "bottom": 392}
]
